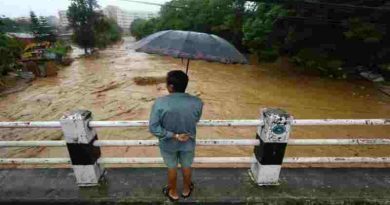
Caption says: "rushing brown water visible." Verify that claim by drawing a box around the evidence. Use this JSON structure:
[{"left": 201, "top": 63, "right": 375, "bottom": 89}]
[{"left": 0, "top": 37, "right": 389, "bottom": 167}]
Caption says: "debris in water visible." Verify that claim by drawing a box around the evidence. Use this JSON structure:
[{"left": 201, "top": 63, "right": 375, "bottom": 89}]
[
  {"left": 45, "top": 62, "right": 58, "bottom": 77},
  {"left": 91, "top": 81, "right": 122, "bottom": 94},
  {"left": 140, "top": 96, "right": 156, "bottom": 102},
  {"left": 193, "top": 91, "right": 203, "bottom": 97},
  {"left": 133, "top": 76, "right": 166, "bottom": 86}
]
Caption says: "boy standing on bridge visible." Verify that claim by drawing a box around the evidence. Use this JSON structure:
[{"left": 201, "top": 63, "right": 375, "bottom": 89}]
[{"left": 149, "top": 70, "right": 203, "bottom": 201}]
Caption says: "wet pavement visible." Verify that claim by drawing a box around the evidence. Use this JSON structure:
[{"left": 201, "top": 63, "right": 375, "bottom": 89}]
[{"left": 0, "top": 168, "right": 389, "bottom": 204}]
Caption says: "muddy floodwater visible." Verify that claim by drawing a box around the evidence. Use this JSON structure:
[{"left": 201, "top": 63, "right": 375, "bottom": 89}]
[{"left": 1, "top": 37, "right": 389, "bottom": 167}]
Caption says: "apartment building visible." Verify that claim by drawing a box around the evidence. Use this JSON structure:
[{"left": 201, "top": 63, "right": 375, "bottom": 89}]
[
  {"left": 103, "top": 5, "right": 158, "bottom": 31},
  {"left": 58, "top": 6, "right": 157, "bottom": 32},
  {"left": 58, "top": 10, "right": 69, "bottom": 28}
]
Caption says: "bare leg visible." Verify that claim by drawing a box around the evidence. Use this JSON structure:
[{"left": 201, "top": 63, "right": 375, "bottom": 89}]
[
  {"left": 168, "top": 168, "right": 179, "bottom": 199},
  {"left": 182, "top": 167, "right": 192, "bottom": 195}
]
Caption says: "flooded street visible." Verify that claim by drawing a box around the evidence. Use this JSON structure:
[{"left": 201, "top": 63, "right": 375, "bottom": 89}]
[{"left": 0, "top": 37, "right": 389, "bottom": 167}]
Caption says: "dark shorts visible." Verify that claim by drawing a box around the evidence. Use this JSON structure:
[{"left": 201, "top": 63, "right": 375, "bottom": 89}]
[{"left": 160, "top": 149, "right": 195, "bottom": 168}]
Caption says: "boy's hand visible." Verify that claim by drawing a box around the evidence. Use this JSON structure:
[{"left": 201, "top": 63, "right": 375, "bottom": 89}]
[{"left": 176, "top": 133, "right": 190, "bottom": 142}]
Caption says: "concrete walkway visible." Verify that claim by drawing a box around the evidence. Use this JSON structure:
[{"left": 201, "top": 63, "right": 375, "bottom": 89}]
[{"left": 0, "top": 168, "right": 389, "bottom": 204}]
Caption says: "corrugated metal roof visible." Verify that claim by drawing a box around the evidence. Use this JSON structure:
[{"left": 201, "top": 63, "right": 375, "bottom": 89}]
[{"left": 6, "top": 32, "right": 35, "bottom": 39}]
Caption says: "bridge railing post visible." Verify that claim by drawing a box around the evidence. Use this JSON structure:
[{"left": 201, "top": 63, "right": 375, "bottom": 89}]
[
  {"left": 60, "top": 110, "right": 105, "bottom": 187},
  {"left": 250, "top": 108, "right": 292, "bottom": 186}
]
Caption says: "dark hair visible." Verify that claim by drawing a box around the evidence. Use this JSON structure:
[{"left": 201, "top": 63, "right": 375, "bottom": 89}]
[{"left": 167, "top": 70, "right": 189, "bottom": 92}]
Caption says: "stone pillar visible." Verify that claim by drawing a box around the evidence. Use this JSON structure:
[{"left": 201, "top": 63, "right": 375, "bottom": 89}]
[
  {"left": 250, "top": 108, "right": 292, "bottom": 186},
  {"left": 60, "top": 110, "right": 105, "bottom": 187}
]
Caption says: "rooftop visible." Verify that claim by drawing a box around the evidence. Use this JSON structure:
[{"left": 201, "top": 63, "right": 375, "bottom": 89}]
[{"left": 6, "top": 32, "right": 34, "bottom": 39}]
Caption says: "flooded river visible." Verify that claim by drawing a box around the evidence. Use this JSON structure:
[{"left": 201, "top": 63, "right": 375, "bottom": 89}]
[{"left": 0, "top": 37, "right": 389, "bottom": 167}]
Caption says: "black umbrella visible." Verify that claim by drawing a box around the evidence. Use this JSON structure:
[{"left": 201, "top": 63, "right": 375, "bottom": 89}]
[{"left": 133, "top": 30, "right": 248, "bottom": 74}]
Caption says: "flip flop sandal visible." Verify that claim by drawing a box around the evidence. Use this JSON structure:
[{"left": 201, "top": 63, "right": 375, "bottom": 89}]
[
  {"left": 162, "top": 185, "right": 179, "bottom": 202},
  {"left": 181, "top": 182, "right": 194, "bottom": 199}
]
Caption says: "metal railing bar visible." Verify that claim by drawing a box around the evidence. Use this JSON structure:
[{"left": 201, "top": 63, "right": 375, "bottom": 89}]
[
  {"left": 0, "top": 141, "right": 67, "bottom": 147},
  {"left": 0, "top": 119, "right": 389, "bottom": 128},
  {"left": 1, "top": 139, "right": 390, "bottom": 147},
  {"left": 292, "top": 119, "right": 390, "bottom": 126},
  {"left": 1, "top": 157, "right": 389, "bottom": 164}
]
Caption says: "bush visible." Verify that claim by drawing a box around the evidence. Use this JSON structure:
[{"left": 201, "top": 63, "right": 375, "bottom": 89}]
[
  {"left": 379, "top": 64, "right": 390, "bottom": 81},
  {"left": 130, "top": 19, "right": 147, "bottom": 40},
  {"left": 94, "top": 17, "right": 122, "bottom": 49},
  {"left": 291, "top": 48, "right": 344, "bottom": 78},
  {"left": 344, "top": 18, "right": 383, "bottom": 43},
  {"left": 47, "top": 41, "right": 71, "bottom": 58},
  {"left": 258, "top": 47, "right": 279, "bottom": 62},
  {"left": 242, "top": 3, "right": 287, "bottom": 62},
  {"left": 130, "top": 18, "right": 159, "bottom": 40},
  {"left": 0, "top": 34, "right": 24, "bottom": 76},
  {"left": 133, "top": 76, "right": 166, "bottom": 85}
]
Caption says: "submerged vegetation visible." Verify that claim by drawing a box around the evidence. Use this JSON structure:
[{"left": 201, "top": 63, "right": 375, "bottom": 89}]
[
  {"left": 133, "top": 76, "right": 166, "bottom": 86},
  {"left": 67, "top": 0, "right": 122, "bottom": 54},
  {"left": 94, "top": 16, "right": 122, "bottom": 49},
  {"left": 47, "top": 41, "right": 72, "bottom": 58},
  {"left": 1, "top": 0, "right": 122, "bottom": 89},
  {"left": 30, "top": 11, "right": 57, "bottom": 42},
  {"left": 0, "top": 20, "right": 25, "bottom": 77}
]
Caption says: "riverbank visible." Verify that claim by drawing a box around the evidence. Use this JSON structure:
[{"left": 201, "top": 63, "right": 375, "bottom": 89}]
[
  {"left": 0, "top": 37, "right": 389, "bottom": 168},
  {"left": 0, "top": 75, "right": 32, "bottom": 97}
]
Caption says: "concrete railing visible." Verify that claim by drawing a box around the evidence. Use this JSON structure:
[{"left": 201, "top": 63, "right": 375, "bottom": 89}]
[
  {"left": 0, "top": 108, "right": 389, "bottom": 186},
  {"left": 1, "top": 119, "right": 388, "bottom": 128},
  {"left": 1, "top": 139, "right": 390, "bottom": 147}
]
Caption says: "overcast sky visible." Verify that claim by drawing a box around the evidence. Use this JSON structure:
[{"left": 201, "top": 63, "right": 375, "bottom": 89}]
[{"left": 0, "top": 0, "right": 170, "bottom": 18}]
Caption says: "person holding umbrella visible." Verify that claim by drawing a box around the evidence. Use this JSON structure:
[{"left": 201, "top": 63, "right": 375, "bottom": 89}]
[
  {"left": 138, "top": 30, "right": 245, "bottom": 201},
  {"left": 149, "top": 70, "right": 203, "bottom": 201}
]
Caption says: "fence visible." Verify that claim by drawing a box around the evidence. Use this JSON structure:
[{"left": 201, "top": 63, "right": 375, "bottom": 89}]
[{"left": 0, "top": 108, "right": 389, "bottom": 186}]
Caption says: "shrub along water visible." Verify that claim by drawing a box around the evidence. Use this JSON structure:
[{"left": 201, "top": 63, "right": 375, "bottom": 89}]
[
  {"left": 0, "top": 34, "right": 24, "bottom": 77},
  {"left": 67, "top": 0, "right": 122, "bottom": 54},
  {"left": 94, "top": 16, "right": 122, "bottom": 49}
]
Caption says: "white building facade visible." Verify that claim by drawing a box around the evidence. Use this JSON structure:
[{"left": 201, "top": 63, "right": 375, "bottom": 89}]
[
  {"left": 58, "top": 6, "right": 157, "bottom": 32},
  {"left": 58, "top": 10, "right": 69, "bottom": 28},
  {"left": 103, "top": 6, "right": 158, "bottom": 32}
]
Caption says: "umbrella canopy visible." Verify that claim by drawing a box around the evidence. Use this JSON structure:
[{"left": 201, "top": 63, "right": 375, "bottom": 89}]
[{"left": 133, "top": 30, "right": 247, "bottom": 73}]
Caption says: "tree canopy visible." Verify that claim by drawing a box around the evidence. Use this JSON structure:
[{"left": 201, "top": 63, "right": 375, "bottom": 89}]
[
  {"left": 94, "top": 15, "right": 122, "bottom": 49},
  {"left": 67, "top": 0, "right": 122, "bottom": 54},
  {"left": 67, "top": 0, "right": 99, "bottom": 54},
  {"left": 0, "top": 19, "right": 24, "bottom": 76},
  {"left": 130, "top": 0, "right": 390, "bottom": 78},
  {"left": 0, "top": 17, "right": 32, "bottom": 33},
  {"left": 131, "top": 0, "right": 250, "bottom": 51},
  {"left": 30, "top": 11, "right": 56, "bottom": 42}
]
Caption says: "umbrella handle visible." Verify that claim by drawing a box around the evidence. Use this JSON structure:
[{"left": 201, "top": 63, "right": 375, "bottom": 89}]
[{"left": 186, "top": 59, "right": 190, "bottom": 74}]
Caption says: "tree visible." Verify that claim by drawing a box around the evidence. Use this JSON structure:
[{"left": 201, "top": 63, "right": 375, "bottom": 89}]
[
  {"left": 30, "top": 11, "right": 56, "bottom": 42},
  {"left": 67, "top": 0, "right": 99, "bottom": 54},
  {"left": 0, "top": 20, "right": 24, "bottom": 76},
  {"left": 129, "top": 0, "right": 390, "bottom": 74},
  {"left": 0, "top": 17, "right": 32, "bottom": 33},
  {"left": 272, "top": 0, "right": 390, "bottom": 74},
  {"left": 344, "top": 18, "right": 383, "bottom": 43},
  {"left": 242, "top": 3, "right": 287, "bottom": 61},
  {"left": 94, "top": 15, "right": 122, "bottom": 48},
  {"left": 130, "top": 18, "right": 159, "bottom": 40},
  {"left": 0, "top": 18, "right": 4, "bottom": 33},
  {"left": 30, "top": 11, "right": 40, "bottom": 35},
  {"left": 130, "top": 19, "right": 147, "bottom": 40},
  {"left": 130, "top": 0, "right": 248, "bottom": 50}
]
